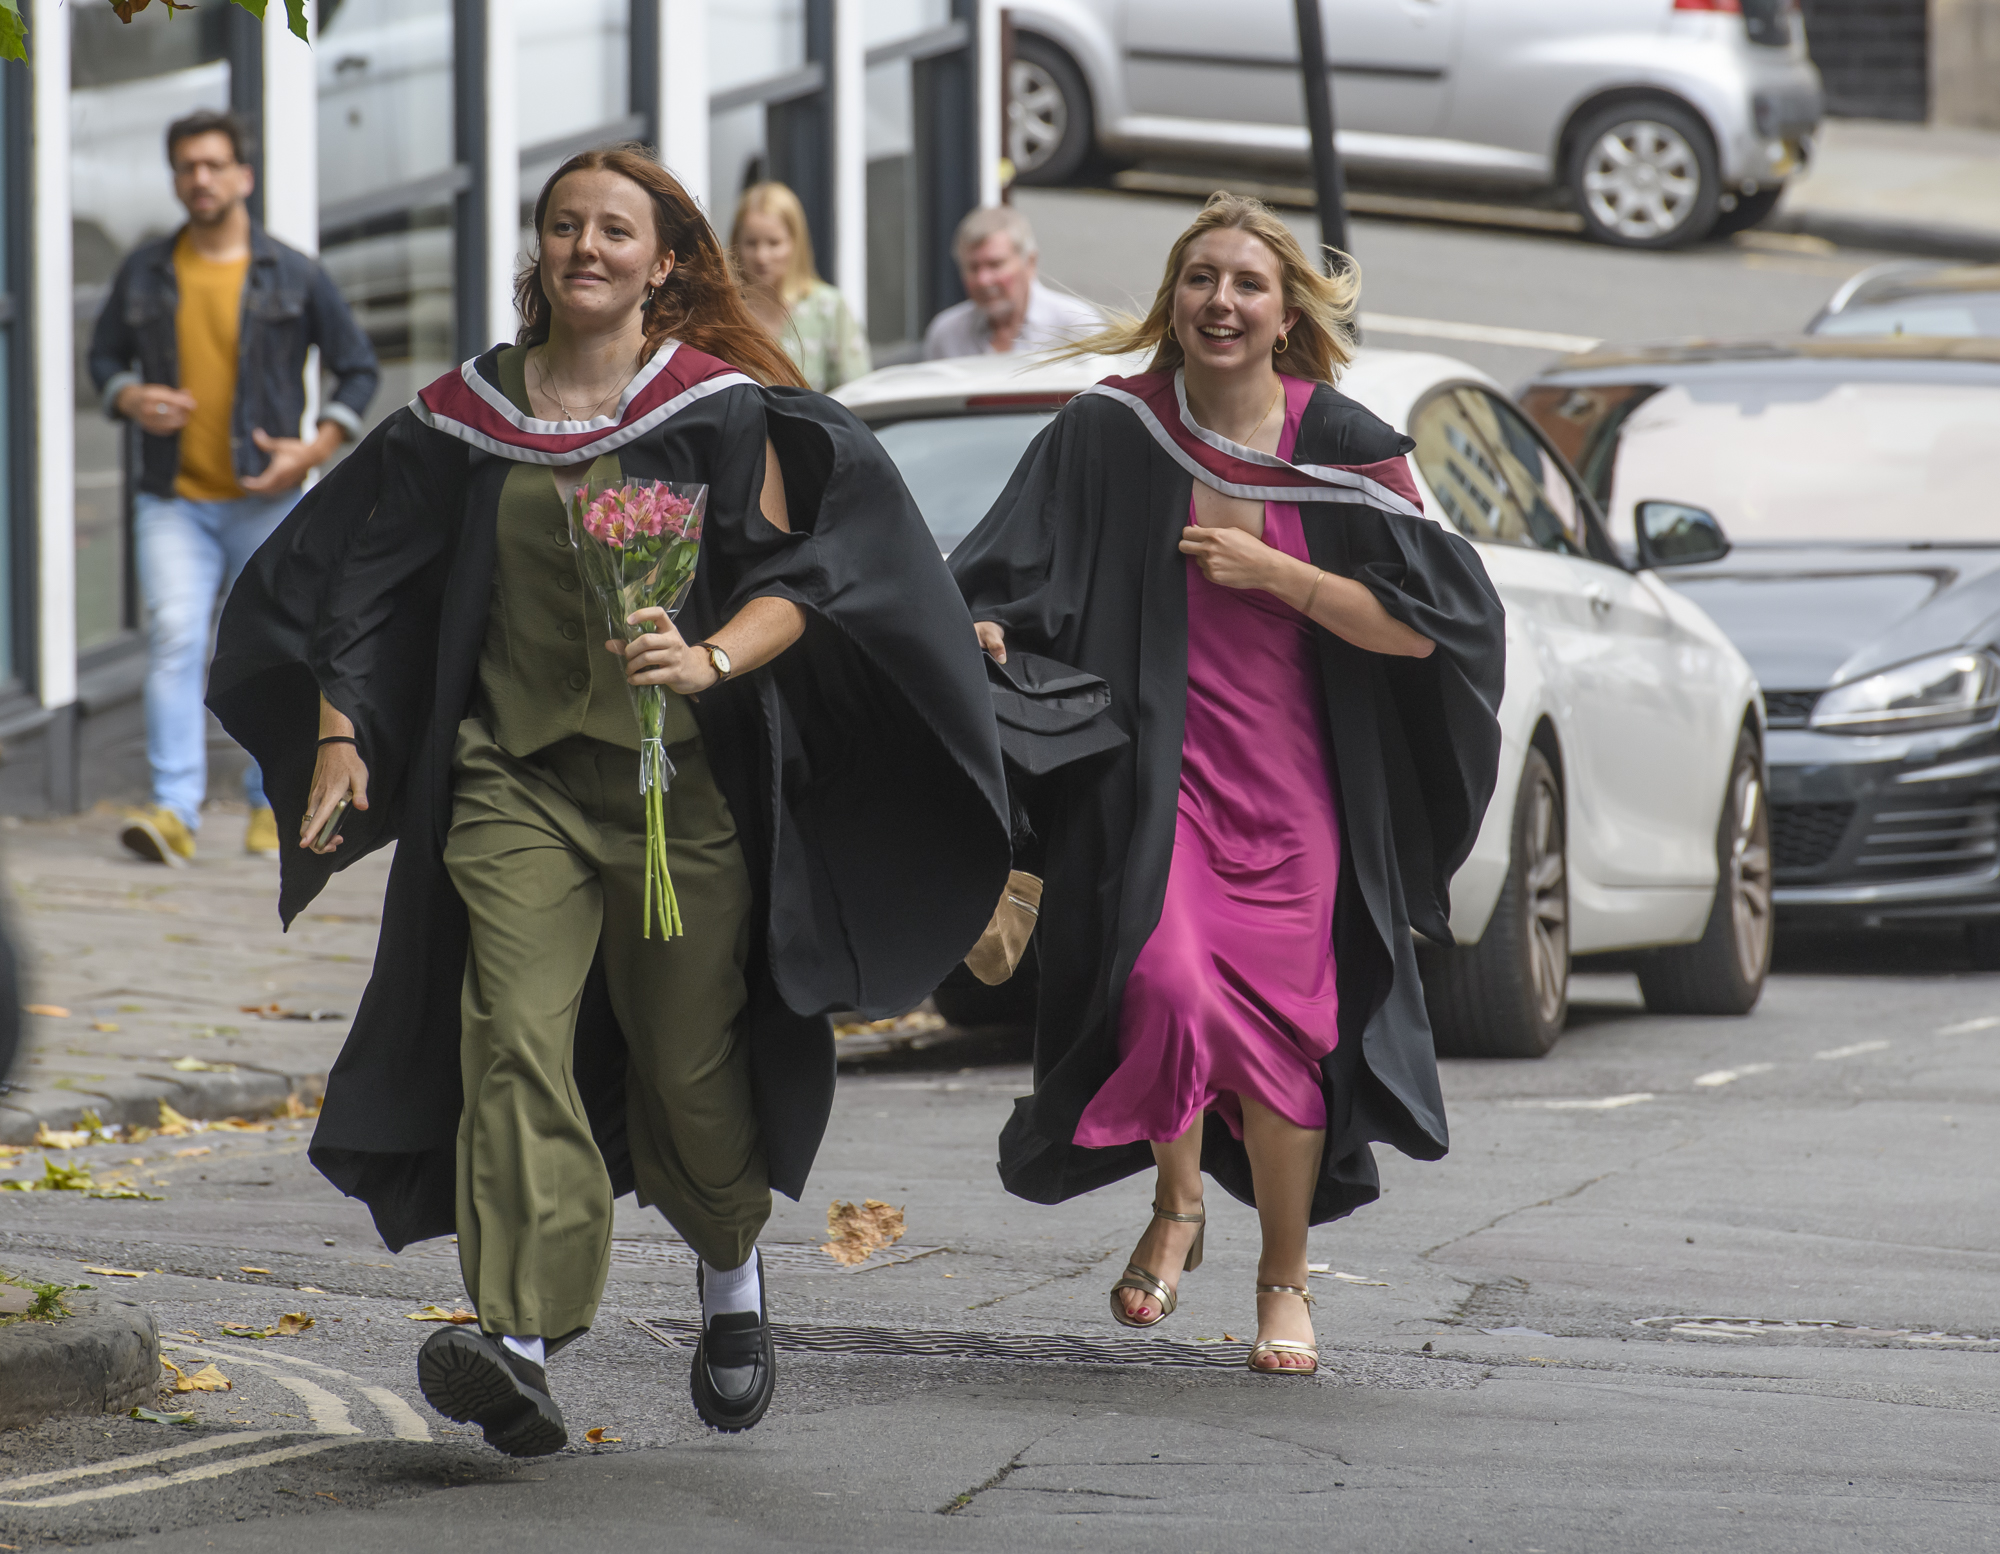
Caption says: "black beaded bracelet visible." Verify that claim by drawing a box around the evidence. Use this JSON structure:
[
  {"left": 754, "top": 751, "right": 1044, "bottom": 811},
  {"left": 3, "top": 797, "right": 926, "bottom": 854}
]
[{"left": 317, "top": 735, "right": 358, "bottom": 748}]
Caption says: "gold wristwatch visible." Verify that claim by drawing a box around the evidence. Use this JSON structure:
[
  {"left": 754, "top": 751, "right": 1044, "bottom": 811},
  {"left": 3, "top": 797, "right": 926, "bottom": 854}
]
[{"left": 696, "top": 642, "right": 732, "bottom": 683}]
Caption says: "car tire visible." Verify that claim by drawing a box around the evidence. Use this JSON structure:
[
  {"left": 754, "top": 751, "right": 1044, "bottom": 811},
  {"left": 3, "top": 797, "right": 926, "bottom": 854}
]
[
  {"left": 1709, "top": 184, "right": 1784, "bottom": 238},
  {"left": 1009, "top": 34, "right": 1094, "bottom": 187},
  {"left": 1421, "top": 746, "right": 1569, "bottom": 1059},
  {"left": 1636, "top": 730, "right": 1773, "bottom": 1015},
  {"left": 1567, "top": 99, "right": 1722, "bottom": 250}
]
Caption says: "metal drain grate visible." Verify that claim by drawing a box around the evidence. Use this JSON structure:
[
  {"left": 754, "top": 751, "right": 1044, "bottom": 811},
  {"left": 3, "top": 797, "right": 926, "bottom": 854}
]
[
  {"left": 633, "top": 1316, "right": 1263, "bottom": 1371},
  {"left": 1636, "top": 1315, "right": 1999, "bottom": 1345}
]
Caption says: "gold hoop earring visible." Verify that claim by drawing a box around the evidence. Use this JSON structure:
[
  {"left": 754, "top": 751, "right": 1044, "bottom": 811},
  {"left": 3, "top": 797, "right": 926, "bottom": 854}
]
[
  {"left": 1166, "top": 324, "right": 1178, "bottom": 344},
  {"left": 1274, "top": 333, "right": 1289, "bottom": 354}
]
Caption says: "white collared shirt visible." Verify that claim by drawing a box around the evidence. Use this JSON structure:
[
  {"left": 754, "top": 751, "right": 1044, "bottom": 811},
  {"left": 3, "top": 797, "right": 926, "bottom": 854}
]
[{"left": 922, "top": 280, "right": 1103, "bottom": 360}]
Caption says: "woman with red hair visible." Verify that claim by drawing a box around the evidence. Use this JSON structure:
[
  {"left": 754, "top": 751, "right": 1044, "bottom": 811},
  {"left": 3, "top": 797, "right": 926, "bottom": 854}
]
[{"left": 210, "top": 145, "right": 1007, "bottom": 1450}]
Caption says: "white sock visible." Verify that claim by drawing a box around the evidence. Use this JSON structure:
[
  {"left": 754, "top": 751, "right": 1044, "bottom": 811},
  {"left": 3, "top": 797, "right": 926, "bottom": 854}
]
[
  {"left": 701, "top": 1251, "right": 762, "bottom": 1323},
  {"left": 501, "top": 1334, "right": 545, "bottom": 1367}
]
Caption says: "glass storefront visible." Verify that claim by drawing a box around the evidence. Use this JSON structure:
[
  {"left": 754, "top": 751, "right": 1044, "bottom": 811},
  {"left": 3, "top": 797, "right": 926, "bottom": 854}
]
[
  {"left": 69, "top": 4, "right": 231, "bottom": 651},
  {"left": 709, "top": 0, "right": 806, "bottom": 207},
  {"left": 318, "top": 0, "right": 457, "bottom": 440}
]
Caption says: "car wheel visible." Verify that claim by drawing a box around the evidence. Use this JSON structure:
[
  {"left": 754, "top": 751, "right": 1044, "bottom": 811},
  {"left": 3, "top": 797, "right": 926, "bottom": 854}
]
[
  {"left": 1568, "top": 100, "right": 1722, "bottom": 249},
  {"left": 1709, "top": 184, "right": 1784, "bottom": 238},
  {"left": 1636, "top": 730, "right": 1772, "bottom": 1015},
  {"left": 1421, "top": 746, "right": 1569, "bottom": 1059},
  {"left": 1008, "top": 34, "right": 1094, "bottom": 186}
]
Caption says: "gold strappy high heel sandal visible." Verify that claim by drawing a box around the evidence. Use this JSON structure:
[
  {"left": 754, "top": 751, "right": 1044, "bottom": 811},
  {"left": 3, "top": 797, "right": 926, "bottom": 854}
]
[
  {"left": 1108, "top": 1202, "right": 1206, "bottom": 1329},
  {"left": 1246, "top": 1283, "right": 1318, "bottom": 1375}
]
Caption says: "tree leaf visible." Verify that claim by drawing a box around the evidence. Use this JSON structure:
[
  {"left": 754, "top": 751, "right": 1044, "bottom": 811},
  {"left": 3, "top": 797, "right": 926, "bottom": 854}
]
[
  {"left": 132, "top": 1406, "right": 197, "bottom": 1425},
  {"left": 283, "top": 0, "right": 308, "bottom": 42}
]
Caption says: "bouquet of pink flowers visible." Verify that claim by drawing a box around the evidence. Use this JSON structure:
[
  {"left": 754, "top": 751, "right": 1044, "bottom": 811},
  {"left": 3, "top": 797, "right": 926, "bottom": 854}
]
[{"left": 567, "top": 478, "right": 708, "bottom": 938}]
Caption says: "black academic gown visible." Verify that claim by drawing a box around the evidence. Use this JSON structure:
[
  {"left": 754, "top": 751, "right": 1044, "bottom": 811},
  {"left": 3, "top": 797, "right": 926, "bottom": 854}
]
[
  {"left": 949, "top": 383, "right": 1505, "bottom": 1225},
  {"left": 209, "top": 353, "right": 1012, "bottom": 1251}
]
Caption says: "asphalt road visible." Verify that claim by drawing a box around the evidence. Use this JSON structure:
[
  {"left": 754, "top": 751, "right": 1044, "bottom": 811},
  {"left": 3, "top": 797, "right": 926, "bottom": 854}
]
[{"left": 2, "top": 924, "right": 1995, "bottom": 1552}]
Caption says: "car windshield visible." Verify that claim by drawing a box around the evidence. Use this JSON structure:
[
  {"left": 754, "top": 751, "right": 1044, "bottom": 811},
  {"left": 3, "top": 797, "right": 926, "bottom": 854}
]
[
  {"left": 871, "top": 411, "right": 1057, "bottom": 552},
  {"left": 1814, "top": 293, "right": 2000, "bottom": 338},
  {"left": 1600, "top": 378, "right": 2000, "bottom": 546}
]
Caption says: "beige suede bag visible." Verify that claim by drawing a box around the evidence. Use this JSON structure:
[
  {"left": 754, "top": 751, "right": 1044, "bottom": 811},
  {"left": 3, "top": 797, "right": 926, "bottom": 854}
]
[{"left": 964, "top": 870, "right": 1043, "bottom": 985}]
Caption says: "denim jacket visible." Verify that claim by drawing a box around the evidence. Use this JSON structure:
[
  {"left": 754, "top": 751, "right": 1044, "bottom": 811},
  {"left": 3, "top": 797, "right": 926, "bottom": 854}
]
[{"left": 87, "top": 222, "right": 380, "bottom": 498}]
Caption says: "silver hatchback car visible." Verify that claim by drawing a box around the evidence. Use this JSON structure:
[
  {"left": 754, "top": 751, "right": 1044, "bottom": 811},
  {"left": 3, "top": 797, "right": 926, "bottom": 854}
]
[{"left": 1007, "top": 0, "right": 1823, "bottom": 249}]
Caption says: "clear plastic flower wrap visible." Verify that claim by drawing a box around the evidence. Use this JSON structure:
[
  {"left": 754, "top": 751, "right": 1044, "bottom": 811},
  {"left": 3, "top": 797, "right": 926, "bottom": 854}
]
[{"left": 566, "top": 478, "right": 707, "bottom": 937}]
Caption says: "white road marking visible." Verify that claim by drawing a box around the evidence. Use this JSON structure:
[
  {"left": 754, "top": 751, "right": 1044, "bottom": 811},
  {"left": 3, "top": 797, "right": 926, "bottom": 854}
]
[
  {"left": 1937, "top": 1015, "right": 2000, "bottom": 1035},
  {"left": 0, "top": 1433, "right": 287, "bottom": 1494},
  {"left": 1505, "top": 1093, "right": 1655, "bottom": 1110},
  {"left": 1815, "top": 1040, "right": 1891, "bottom": 1060},
  {"left": 360, "top": 1385, "right": 434, "bottom": 1442},
  {"left": 0, "top": 1440, "right": 350, "bottom": 1510},
  {"left": 1359, "top": 311, "right": 1602, "bottom": 354},
  {"left": 268, "top": 1373, "right": 361, "bottom": 1435},
  {"left": 166, "top": 1339, "right": 427, "bottom": 1439},
  {"left": 1693, "top": 1064, "right": 1776, "bottom": 1087}
]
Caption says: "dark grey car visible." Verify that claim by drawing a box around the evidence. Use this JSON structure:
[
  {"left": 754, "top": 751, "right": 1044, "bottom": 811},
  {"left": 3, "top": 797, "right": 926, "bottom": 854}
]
[{"left": 1521, "top": 338, "right": 2000, "bottom": 959}]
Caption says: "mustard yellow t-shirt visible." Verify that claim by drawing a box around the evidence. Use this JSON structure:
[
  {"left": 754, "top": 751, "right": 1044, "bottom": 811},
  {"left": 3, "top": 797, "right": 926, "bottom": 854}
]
[{"left": 172, "top": 232, "right": 250, "bottom": 501}]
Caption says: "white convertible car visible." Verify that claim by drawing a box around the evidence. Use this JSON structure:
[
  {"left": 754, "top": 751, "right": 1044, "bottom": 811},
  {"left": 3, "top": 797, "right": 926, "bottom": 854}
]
[{"left": 835, "top": 348, "right": 1770, "bottom": 1056}]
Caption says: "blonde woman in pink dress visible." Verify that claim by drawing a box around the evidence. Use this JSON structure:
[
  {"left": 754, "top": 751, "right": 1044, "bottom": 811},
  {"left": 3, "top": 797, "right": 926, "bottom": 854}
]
[{"left": 951, "top": 194, "right": 1505, "bottom": 1375}]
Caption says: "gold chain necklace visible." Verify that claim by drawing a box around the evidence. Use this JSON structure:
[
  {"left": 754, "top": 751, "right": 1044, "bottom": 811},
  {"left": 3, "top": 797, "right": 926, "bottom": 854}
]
[
  {"left": 1213, "top": 379, "right": 1284, "bottom": 448},
  {"left": 534, "top": 350, "right": 633, "bottom": 422}
]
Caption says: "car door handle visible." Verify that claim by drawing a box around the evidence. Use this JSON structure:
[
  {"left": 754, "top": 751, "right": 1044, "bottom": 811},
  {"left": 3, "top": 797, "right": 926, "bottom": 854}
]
[{"left": 1584, "top": 585, "right": 1612, "bottom": 616}]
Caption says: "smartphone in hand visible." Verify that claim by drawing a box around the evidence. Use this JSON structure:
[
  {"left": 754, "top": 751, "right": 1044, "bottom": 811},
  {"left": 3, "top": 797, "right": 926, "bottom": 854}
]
[{"left": 310, "top": 796, "right": 351, "bottom": 852}]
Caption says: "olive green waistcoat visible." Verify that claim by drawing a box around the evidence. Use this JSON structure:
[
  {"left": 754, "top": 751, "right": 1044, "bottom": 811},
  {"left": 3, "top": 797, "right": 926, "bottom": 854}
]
[{"left": 477, "top": 345, "right": 700, "bottom": 758}]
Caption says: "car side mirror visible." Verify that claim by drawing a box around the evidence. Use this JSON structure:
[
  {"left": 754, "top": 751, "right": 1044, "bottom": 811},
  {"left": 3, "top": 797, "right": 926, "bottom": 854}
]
[{"left": 1635, "top": 500, "right": 1731, "bottom": 568}]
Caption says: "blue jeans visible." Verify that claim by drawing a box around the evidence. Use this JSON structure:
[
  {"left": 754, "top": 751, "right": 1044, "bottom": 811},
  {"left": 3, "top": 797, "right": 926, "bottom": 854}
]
[{"left": 135, "top": 490, "right": 300, "bottom": 829}]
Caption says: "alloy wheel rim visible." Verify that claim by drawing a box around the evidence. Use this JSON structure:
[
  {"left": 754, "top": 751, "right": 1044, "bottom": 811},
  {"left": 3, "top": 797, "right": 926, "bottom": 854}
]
[
  {"left": 1007, "top": 60, "right": 1067, "bottom": 173},
  {"left": 1729, "top": 762, "right": 1774, "bottom": 984},
  {"left": 1524, "top": 773, "right": 1569, "bottom": 1025},
  {"left": 1581, "top": 119, "right": 1701, "bottom": 240}
]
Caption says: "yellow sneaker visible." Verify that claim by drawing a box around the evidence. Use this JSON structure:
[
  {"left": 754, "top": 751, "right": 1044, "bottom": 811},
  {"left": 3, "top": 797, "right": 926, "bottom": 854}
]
[
  {"left": 120, "top": 805, "right": 195, "bottom": 866},
  {"left": 244, "top": 806, "right": 281, "bottom": 858}
]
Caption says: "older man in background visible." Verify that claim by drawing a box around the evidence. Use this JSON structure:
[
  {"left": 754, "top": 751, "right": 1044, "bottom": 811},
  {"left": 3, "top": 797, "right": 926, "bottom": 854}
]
[{"left": 923, "top": 205, "right": 1100, "bottom": 360}]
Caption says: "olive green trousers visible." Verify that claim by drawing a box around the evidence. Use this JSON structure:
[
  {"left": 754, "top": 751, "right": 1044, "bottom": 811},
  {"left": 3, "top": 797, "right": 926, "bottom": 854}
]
[{"left": 443, "top": 717, "right": 768, "bottom": 1341}]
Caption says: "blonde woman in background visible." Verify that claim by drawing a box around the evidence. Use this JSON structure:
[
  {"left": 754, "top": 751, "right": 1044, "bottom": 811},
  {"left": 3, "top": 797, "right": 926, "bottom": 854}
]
[{"left": 730, "top": 181, "right": 871, "bottom": 392}]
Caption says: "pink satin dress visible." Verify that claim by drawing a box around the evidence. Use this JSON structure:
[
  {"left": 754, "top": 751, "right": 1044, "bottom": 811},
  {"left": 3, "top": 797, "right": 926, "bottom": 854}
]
[{"left": 1072, "top": 376, "right": 1341, "bottom": 1147}]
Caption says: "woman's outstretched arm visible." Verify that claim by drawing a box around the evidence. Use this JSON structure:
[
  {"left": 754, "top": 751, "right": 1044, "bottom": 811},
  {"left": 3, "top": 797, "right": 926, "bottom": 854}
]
[{"left": 1178, "top": 524, "right": 1434, "bottom": 659}]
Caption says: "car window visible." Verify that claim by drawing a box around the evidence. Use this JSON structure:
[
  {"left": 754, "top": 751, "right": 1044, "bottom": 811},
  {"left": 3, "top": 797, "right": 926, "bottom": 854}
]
[
  {"left": 1813, "top": 294, "right": 2000, "bottom": 338},
  {"left": 1409, "top": 388, "right": 1584, "bottom": 557},
  {"left": 871, "top": 411, "right": 1057, "bottom": 553}
]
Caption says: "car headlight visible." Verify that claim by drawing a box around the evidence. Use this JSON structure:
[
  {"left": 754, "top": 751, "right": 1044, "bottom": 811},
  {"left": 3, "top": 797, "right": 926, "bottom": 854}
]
[{"left": 1808, "top": 649, "right": 2000, "bottom": 735}]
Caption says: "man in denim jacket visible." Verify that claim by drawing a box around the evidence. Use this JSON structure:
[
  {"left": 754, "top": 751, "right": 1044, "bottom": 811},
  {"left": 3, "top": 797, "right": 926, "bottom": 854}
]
[{"left": 89, "top": 109, "right": 378, "bottom": 864}]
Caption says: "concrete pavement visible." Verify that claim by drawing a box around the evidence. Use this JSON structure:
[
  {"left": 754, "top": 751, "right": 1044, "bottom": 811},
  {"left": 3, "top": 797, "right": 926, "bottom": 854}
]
[{"left": 1777, "top": 118, "right": 2000, "bottom": 259}]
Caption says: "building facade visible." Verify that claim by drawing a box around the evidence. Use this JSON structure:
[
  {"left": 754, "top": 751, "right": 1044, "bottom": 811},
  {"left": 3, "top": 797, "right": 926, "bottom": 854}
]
[{"left": 0, "top": 0, "right": 996, "bottom": 814}]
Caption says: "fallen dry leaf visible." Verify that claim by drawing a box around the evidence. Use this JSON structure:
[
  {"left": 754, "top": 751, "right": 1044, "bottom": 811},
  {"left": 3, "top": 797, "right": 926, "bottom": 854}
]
[
  {"left": 405, "top": 1304, "right": 479, "bottom": 1324},
  {"left": 92, "top": 1021, "right": 120, "bottom": 1033},
  {"left": 173, "top": 1146, "right": 212, "bottom": 1158},
  {"left": 32, "top": 1124, "right": 89, "bottom": 1150},
  {"left": 273, "top": 1312, "right": 314, "bottom": 1336},
  {"left": 156, "top": 1101, "right": 194, "bottom": 1137},
  {"left": 295, "top": 1285, "right": 325, "bottom": 1295},
  {"left": 821, "top": 1198, "right": 906, "bottom": 1267},
  {"left": 84, "top": 1266, "right": 147, "bottom": 1279},
  {"left": 170, "top": 1057, "right": 237, "bottom": 1073},
  {"left": 167, "top": 1361, "right": 232, "bottom": 1393},
  {"left": 239, "top": 1267, "right": 271, "bottom": 1275},
  {"left": 583, "top": 1427, "right": 622, "bottom": 1445},
  {"left": 131, "top": 1406, "right": 196, "bottom": 1425},
  {"left": 23, "top": 1004, "right": 70, "bottom": 1018},
  {"left": 207, "top": 1118, "right": 272, "bottom": 1133}
]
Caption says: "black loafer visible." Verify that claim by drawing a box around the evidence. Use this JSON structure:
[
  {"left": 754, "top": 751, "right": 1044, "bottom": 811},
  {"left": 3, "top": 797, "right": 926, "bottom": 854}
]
[
  {"left": 417, "top": 1326, "right": 568, "bottom": 1457},
  {"left": 691, "top": 1252, "right": 776, "bottom": 1433}
]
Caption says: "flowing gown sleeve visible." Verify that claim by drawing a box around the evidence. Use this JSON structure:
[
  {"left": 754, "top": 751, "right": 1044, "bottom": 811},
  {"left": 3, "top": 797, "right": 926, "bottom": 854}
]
[
  {"left": 664, "top": 385, "right": 1014, "bottom": 1018},
  {"left": 1307, "top": 482, "right": 1506, "bottom": 945},
  {"left": 208, "top": 409, "right": 467, "bottom": 923},
  {"left": 948, "top": 403, "right": 1107, "bottom": 659}
]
